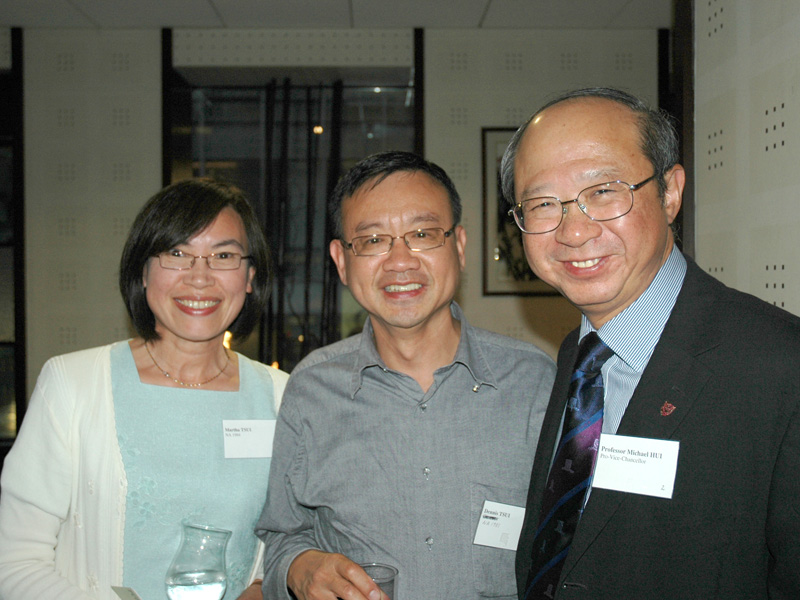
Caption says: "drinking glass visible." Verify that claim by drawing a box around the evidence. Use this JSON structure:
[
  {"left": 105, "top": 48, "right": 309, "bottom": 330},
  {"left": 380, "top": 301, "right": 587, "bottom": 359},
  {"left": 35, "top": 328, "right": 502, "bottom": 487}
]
[
  {"left": 360, "top": 563, "right": 398, "bottom": 598},
  {"left": 165, "top": 523, "right": 231, "bottom": 600}
]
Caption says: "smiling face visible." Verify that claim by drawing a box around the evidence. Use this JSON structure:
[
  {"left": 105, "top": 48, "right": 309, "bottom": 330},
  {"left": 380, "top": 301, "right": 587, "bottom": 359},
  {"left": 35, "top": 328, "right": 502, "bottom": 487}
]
[
  {"left": 329, "top": 170, "right": 466, "bottom": 338},
  {"left": 143, "top": 206, "right": 255, "bottom": 346},
  {"left": 513, "top": 98, "right": 684, "bottom": 327}
]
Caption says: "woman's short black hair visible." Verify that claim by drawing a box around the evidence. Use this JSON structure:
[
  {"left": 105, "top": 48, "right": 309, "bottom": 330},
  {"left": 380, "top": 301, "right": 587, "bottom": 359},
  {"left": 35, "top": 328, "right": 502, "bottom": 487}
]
[{"left": 119, "top": 178, "right": 271, "bottom": 342}]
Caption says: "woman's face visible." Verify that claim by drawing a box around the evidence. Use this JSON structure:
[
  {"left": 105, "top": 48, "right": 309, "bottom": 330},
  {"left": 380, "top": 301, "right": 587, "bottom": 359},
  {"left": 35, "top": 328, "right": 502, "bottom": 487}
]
[{"left": 143, "top": 207, "right": 255, "bottom": 346}]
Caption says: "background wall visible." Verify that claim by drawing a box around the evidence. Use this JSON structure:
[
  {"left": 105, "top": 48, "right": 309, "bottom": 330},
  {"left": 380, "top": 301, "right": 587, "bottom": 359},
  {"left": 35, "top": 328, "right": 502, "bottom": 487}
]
[
  {"left": 694, "top": 1, "right": 799, "bottom": 315},
  {"left": 172, "top": 28, "right": 657, "bottom": 358},
  {"left": 20, "top": 26, "right": 659, "bottom": 389},
  {"left": 24, "top": 30, "right": 161, "bottom": 389},
  {"left": 425, "top": 29, "right": 658, "bottom": 354}
]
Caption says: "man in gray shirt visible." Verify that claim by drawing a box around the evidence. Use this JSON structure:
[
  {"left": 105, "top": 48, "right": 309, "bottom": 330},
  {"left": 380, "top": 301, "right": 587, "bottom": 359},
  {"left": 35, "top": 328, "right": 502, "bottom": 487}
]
[{"left": 256, "top": 151, "right": 555, "bottom": 600}]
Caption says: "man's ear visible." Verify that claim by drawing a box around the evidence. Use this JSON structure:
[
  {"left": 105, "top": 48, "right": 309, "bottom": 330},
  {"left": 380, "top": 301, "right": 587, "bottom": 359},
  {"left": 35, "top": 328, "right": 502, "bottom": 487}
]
[
  {"left": 329, "top": 238, "right": 348, "bottom": 286},
  {"left": 662, "top": 164, "right": 685, "bottom": 224}
]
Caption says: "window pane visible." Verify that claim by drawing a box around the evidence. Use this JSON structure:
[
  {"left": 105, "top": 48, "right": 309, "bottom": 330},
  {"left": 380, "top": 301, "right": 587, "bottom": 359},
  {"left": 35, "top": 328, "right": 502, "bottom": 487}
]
[
  {"left": 0, "top": 346, "right": 15, "bottom": 439},
  {"left": 0, "top": 247, "right": 14, "bottom": 342}
]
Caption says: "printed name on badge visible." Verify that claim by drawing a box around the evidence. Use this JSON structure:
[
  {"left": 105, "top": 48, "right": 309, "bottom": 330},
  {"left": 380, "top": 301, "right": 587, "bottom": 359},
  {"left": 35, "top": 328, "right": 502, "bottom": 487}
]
[
  {"left": 222, "top": 419, "right": 276, "bottom": 459},
  {"left": 473, "top": 500, "right": 525, "bottom": 551},
  {"left": 592, "top": 433, "right": 680, "bottom": 499}
]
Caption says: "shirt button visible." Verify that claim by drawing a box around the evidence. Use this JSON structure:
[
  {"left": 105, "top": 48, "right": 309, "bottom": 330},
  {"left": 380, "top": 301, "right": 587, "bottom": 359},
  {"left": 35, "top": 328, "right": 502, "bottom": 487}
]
[
  {"left": 472, "top": 384, "right": 480, "bottom": 392},
  {"left": 423, "top": 467, "right": 431, "bottom": 480},
  {"left": 425, "top": 536, "right": 434, "bottom": 549},
  {"left": 420, "top": 403, "right": 428, "bottom": 411}
]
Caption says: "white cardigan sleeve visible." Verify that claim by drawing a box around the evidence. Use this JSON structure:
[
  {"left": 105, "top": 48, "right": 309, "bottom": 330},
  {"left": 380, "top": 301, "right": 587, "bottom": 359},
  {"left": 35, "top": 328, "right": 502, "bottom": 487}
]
[
  {"left": 0, "top": 354, "right": 97, "bottom": 600},
  {"left": 0, "top": 344, "right": 123, "bottom": 600}
]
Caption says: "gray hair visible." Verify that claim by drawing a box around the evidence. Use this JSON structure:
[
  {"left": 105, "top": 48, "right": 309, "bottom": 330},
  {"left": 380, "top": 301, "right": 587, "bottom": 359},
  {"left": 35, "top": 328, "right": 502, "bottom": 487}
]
[{"left": 500, "top": 87, "right": 679, "bottom": 206}]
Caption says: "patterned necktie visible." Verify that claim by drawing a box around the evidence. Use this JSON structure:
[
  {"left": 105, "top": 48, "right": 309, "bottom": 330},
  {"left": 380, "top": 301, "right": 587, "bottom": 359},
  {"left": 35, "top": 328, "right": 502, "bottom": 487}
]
[{"left": 524, "top": 332, "right": 613, "bottom": 599}]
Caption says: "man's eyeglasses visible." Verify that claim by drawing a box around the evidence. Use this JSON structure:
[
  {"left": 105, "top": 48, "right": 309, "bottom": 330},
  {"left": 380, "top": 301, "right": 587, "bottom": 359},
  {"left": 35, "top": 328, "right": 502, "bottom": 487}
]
[
  {"left": 342, "top": 227, "right": 455, "bottom": 257},
  {"left": 508, "top": 174, "right": 657, "bottom": 234},
  {"left": 156, "top": 250, "right": 251, "bottom": 270}
]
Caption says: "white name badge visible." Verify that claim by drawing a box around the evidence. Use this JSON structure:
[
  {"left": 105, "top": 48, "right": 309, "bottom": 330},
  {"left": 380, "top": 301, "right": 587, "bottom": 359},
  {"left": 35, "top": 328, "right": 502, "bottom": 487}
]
[
  {"left": 472, "top": 500, "right": 526, "bottom": 551},
  {"left": 592, "top": 433, "right": 680, "bottom": 499},
  {"left": 112, "top": 587, "right": 143, "bottom": 600},
  {"left": 223, "top": 419, "right": 276, "bottom": 459}
]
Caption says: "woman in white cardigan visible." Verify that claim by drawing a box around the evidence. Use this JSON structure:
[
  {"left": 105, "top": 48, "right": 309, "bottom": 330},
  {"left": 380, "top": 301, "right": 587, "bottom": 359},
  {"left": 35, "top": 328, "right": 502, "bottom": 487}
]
[{"left": 0, "top": 179, "right": 288, "bottom": 600}]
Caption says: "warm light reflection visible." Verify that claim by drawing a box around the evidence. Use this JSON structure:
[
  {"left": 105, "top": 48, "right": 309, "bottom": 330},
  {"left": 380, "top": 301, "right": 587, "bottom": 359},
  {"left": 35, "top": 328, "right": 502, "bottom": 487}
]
[
  {"left": 223, "top": 331, "right": 232, "bottom": 349},
  {"left": 313, "top": 125, "right": 324, "bottom": 135},
  {"left": 271, "top": 361, "right": 280, "bottom": 370}
]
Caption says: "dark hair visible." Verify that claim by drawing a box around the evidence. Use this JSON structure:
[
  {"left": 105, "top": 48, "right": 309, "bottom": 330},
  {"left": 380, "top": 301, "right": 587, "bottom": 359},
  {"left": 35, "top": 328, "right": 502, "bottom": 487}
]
[
  {"left": 500, "top": 87, "right": 680, "bottom": 205},
  {"left": 328, "top": 151, "right": 462, "bottom": 239},
  {"left": 119, "top": 178, "right": 271, "bottom": 342}
]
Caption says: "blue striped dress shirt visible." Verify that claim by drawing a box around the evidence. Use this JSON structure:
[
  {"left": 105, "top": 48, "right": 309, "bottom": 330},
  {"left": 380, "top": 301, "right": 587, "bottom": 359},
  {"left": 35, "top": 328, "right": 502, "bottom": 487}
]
[{"left": 582, "top": 245, "right": 687, "bottom": 435}]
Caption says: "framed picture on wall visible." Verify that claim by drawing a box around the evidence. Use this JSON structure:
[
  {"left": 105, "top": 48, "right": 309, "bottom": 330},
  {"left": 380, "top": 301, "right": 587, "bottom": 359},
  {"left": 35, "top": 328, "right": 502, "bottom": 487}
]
[{"left": 481, "top": 127, "right": 559, "bottom": 296}]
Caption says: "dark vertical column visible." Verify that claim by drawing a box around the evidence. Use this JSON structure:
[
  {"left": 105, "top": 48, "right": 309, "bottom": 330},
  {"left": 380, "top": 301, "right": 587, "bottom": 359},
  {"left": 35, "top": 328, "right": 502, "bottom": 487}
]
[
  {"left": 301, "top": 86, "right": 318, "bottom": 358},
  {"left": 260, "top": 81, "right": 276, "bottom": 366},
  {"left": 11, "top": 28, "right": 25, "bottom": 430},
  {"left": 161, "top": 29, "right": 172, "bottom": 187},
  {"left": 321, "top": 81, "right": 343, "bottom": 346},
  {"left": 657, "top": 7, "right": 694, "bottom": 257},
  {"left": 275, "top": 79, "right": 292, "bottom": 367},
  {"left": 673, "top": 0, "right": 695, "bottom": 257},
  {"left": 414, "top": 28, "right": 424, "bottom": 157}
]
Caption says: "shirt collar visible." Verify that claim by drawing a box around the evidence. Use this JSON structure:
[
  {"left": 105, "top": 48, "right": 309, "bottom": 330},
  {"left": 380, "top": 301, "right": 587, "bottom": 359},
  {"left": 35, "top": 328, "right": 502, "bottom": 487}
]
[
  {"left": 580, "top": 245, "right": 687, "bottom": 371},
  {"left": 348, "top": 302, "right": 496, "bottom": 398}
]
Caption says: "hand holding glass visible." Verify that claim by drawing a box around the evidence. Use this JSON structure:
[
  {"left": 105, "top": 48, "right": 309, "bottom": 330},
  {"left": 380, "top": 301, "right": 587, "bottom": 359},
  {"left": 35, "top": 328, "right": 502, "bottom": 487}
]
[{"left": 359, "top": 563, "right": 398, "bottom": 599}]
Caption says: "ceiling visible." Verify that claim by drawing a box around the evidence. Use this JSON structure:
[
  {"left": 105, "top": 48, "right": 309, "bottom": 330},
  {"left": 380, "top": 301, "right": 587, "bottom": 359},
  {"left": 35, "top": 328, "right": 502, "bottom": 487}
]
[{"left": 0, "top": 0, "right": 673, "bottom": 30}]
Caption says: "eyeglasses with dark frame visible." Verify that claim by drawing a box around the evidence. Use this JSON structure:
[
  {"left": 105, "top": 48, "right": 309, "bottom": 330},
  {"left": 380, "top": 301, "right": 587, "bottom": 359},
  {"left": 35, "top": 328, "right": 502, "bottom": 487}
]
[
  {"left": 341, "top": 227, "right": 456, "bottom": 257},
  {"left": 156, "top": 250, "right": 251, "bottom": 271},
  {"left": 508, "top": 174, "right": 658, "bottom": 234}
]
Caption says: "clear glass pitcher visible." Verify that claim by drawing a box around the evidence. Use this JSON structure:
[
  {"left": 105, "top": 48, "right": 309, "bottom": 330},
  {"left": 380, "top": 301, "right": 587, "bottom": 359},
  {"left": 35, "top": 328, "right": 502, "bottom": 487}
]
[{"left": 165, "top": 523, "right": 231, "bottom": 600}]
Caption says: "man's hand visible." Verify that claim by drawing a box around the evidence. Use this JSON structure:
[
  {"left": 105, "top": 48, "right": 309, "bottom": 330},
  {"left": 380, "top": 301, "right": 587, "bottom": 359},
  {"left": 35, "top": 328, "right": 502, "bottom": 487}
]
[{"left": 287, "top": 549, "right": 386, "bottom": 600}]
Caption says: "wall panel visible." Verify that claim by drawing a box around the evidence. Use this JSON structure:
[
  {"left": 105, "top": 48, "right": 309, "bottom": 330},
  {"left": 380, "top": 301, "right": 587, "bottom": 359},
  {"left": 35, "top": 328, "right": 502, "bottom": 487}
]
[
  {"left": 695, "top": 1, "right": 800, "bottom": 316},
  {"left": 24, "top": 29, "right": 161, "bottom": 389}
]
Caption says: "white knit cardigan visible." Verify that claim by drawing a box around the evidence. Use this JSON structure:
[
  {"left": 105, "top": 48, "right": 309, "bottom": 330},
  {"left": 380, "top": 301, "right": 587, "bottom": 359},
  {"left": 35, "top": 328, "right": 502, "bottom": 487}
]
[{"left": 0, "top": 342, "right": 287, "bottom": 600}]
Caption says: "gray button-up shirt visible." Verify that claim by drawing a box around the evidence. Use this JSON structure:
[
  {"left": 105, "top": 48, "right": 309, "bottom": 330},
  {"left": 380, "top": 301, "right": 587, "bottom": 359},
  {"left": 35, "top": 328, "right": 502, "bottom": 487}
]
[{"left": 256, "top": 303, "right": 555, "bottom": 599}]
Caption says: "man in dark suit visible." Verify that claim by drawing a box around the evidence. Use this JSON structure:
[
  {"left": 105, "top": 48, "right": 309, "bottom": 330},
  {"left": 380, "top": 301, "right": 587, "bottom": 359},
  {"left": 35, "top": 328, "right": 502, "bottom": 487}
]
[{"left": 501, "top": 87, "right": 800, "bottom": 599}]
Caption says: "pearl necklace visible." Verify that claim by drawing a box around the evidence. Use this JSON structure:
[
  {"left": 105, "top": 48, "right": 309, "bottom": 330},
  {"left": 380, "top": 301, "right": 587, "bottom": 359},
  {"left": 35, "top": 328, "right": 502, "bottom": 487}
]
[{"left": 144, "top": 342, "right": 230, "bottom": 388}]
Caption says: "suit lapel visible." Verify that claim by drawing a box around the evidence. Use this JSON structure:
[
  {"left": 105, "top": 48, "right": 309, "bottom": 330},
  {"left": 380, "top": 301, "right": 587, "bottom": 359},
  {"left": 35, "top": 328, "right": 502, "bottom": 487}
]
[
  {"left": 560, "top": 259, "right": 722, "bottom": 580},
  {"left": 517, "top": 331, "right": 579, "bottom": 590}
]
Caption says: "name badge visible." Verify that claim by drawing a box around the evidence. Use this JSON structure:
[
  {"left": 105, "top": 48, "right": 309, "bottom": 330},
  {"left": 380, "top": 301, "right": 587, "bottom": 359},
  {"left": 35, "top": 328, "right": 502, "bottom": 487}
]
[
  {"left": 472, "top": 500, "right": 525, "bottom": 550},
  {"left": 592, "top": 433, "right": 680, "bottom": 499},
  {"left": 112, "top": 587, "right": 143, "bottom": 600},
  {"left": 222, "top": 419, "right": 276, "bottom": 459}
]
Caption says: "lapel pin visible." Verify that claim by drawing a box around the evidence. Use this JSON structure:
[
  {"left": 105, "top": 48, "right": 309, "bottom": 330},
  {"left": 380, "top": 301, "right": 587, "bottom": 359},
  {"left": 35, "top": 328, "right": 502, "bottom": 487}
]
[{"left": 660, "top": 401, "right": 676, "bottom": 416}]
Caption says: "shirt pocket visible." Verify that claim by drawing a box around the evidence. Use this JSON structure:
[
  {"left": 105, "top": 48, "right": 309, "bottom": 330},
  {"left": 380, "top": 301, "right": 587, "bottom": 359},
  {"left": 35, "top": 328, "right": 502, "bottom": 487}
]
[{"left": 470, "top": 482, "right": 526, "bottom": 598}]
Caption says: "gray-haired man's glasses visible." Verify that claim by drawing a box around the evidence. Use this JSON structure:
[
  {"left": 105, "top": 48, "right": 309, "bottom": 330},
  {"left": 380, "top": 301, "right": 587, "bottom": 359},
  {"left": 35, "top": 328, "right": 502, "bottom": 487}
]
[
  {"left": 508, "top": 174, "right": 657, "bottom": 234},
  {"left": 342, "top": 227, "right": 455, "bottom": 257}
]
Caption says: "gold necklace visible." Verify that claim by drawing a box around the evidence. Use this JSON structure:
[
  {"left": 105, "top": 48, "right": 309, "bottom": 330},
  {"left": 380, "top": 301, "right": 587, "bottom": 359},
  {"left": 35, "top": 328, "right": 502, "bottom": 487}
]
[{"left": 144, "top": 342, "right": 230, "bottom": 388}]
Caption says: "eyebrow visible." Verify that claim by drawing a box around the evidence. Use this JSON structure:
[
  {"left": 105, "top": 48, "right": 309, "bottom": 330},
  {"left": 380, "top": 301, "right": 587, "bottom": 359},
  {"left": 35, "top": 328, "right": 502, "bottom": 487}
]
[
  {"left": 520, "top": 168, "right": 622, "bottom": 199},
  {"left": 352, "top": 212, "right": 444, "bottom": 235},
  {"left": 177, "top": 238, "right": 247, "bottom": 251}
]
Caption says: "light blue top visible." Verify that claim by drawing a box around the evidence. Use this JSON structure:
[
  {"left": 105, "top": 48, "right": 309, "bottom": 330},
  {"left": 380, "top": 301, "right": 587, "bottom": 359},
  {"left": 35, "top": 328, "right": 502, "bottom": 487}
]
[{"left": 111, "top": 342, "right": 276, "bottom": 600}]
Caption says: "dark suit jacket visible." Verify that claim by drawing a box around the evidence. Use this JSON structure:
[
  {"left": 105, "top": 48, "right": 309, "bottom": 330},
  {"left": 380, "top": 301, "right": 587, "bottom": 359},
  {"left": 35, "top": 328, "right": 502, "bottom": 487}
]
[{"left": 516, "top": 257, "right": 800, "bottom": 599}]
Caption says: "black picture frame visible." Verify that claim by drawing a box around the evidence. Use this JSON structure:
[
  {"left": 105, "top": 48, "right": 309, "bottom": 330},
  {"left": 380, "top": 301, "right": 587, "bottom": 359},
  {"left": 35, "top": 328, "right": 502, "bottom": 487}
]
[{"left": 481, "top": 127, "right": 559, "bottom": 296}]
